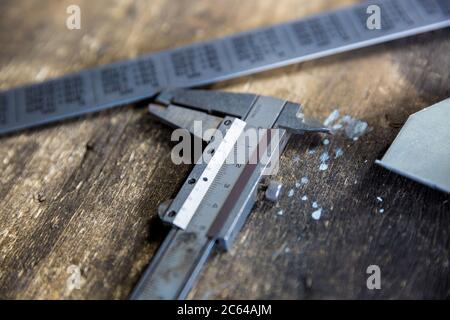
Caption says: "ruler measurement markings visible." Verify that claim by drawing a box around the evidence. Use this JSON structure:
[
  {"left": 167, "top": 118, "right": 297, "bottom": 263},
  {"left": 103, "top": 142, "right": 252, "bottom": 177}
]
[
  {"left": 158, "top": 53, "right": 173, "bottom": 88},
  {"left": 285, "top": 12, "right": 353, "bottom": 56},
  {"left": 16, "top": 73, "right": 89, "bottom": 121},
  {"left": 215, "top": 129, "right": 291, "bottom": 249},
  {"left": 225, "top": 26, "right": 295, "bottom": 71},
  {"left": 414, "top": 0, "right": 450, "bottom": 20},
  {"left": 185, "top": 141, "right": 257, "bottom": 233},
  {"left": 329, "top": 12, "right": 355, "bottom": 42},
  {"left": 0, "top": 92, "right": 9, "bottom": 126},
  {"left": 11, "top": 90, "right": 16, "bottom": 126},
  {"left": 398, "top": 0, "right": 425, "bottom": 23},
  {"left": 186, "top": 165, "right": 242, "bottom": 232},
  {"left": 88, "top": 70, "right": 100, "bottom": 109},
  {"left": 390, "top": 0, "right": 415, "bottom": 26},
  {"left": 416, "top": 0, "right": 437, "bottom": 15},
  {"left": 433, "top": 0, "right": 450, "bottom": 16},
  {"left": 202, "top": 97, "right": 286, "bottom": 235},
  {"left": 343, "top": 8, "right": 363, "bottom": 39},
  {"left": 14, "top": 89, "right": 20, "bottom": 125},
  {"left": 438, "top": 0, "right": 450, "bottom": 16},
  {"left": 1, "top": 0, "right": 449, "bottom": 136},
  {"left": 280, "top": 24, "right": 297, "bottom": 54},
  {"left": 173, "top": 119, "right": 247, "bottom": 229},
  {"left": 166, "top": 42, "right": 227, "bottom": 87},
  {"left": 94, "top": 58, "right": 157, "bottom": 105},
  {"left": 207, "top": 129, "right": 271, "bottom": 238},
  {"left": 220, "top": 39, "right": 235, "bottom": 71},
  {"left": 97, "top": 63, "right": 137, "bottom": 103},
  {"left": 133, "top": 58, "right": 160, "bottom": 88}
]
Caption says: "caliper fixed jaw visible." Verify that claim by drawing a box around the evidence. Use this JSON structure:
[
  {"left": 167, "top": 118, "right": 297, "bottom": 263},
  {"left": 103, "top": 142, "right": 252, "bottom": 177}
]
[
  {"left": 275, "top": 102, "right": 330, "bottom": 135},
  {"left": 154, "top": 88, "right": 258, "bottom": 118},
  {"left": 153, "top": 89, "right": 330, "bottom": 135}
]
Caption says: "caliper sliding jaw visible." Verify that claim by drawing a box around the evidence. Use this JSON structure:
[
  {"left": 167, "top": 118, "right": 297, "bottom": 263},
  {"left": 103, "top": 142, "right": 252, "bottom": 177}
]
[{"left": 130, "top": 89, "right": 329, "bottom": 300}]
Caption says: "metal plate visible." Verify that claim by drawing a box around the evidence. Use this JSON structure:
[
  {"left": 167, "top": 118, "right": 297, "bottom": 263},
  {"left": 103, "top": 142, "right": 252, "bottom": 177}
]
[{"left": 376, "top": 99, "right": 450, "bottom": 194}]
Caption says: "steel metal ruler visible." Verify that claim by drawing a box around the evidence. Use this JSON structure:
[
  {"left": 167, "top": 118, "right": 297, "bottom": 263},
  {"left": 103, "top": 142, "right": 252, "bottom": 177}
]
[{"left": 1, "top": 0, "right": 449, "bottom": 135}]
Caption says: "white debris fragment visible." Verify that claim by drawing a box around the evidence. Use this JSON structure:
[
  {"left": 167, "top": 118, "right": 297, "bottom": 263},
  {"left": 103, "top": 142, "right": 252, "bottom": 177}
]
[
  {"left": 324, "top": 109, "right": 370, "bottom": 140},
  {"left": 288, "top": 189, "right": 294, "bottom": 197},
  {"left": 301, "top": 195, "right": 308, "bottom": 201},
  {"left": 322, "top": 139, "right": 330, "bottom": 146},
  {"left": 296, "top": 177, "right": 308, "bottom": 188},
  {"left": 277, "top": 209, "right": 284, "bottom": 216},
  {"left": 324, "top": 109, "right": 340, "bottom": 127},
  {"left": 342, "top": 116, "right": 369, "bottom": 140},
  {"left": 379, "top": 209, "right": 385, "bottom": 213},
  {"left": 318, "top": 152, "right": 330, "bottom": 171},
  {"left": 312, "top": 202, "right": 319, "bottom": 209},
  {"left": 312, "top": 209, "right": 322, "bottom": 220},
  {"left": 293, "top": 155, "right": 301, "bottom": 163},
  {"left": 334, "top": 147, "right": 344, "bottom": 159},
  {"left": 308, "top": 148, "right": 317, "bottom": 155},
  {"left": 331, "top": 123, "right": 343, "bottom": 132},
  {"left": 320, "top": 152, "right": 330, "bottom": 162},
  {"left": 377, "top": 197, "right": 383, "bottom": 202},
  {"left": 66, "top": 265, "right": 86, "bottom": 294}
]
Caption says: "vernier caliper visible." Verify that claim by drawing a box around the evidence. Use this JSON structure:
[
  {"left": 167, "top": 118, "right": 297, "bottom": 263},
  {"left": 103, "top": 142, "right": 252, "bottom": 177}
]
[{"left": 130, "top": 89, "right": 329, "bottom": 299}]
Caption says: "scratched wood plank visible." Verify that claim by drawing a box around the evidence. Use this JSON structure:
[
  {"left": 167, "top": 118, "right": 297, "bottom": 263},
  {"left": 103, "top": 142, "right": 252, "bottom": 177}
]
[{"left": 0, "top": 0, "right": 449, "bottom": 300}]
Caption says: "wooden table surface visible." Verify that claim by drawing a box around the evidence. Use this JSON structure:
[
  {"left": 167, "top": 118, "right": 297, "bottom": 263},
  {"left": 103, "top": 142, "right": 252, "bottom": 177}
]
[{"left": 0, "top": 0, "right": 449, "bottom": 300}]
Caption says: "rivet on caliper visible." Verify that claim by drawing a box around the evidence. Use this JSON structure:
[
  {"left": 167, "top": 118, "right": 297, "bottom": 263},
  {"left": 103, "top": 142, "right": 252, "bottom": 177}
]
[{"left": 265, "top": 180, "right": 284, "bottom": 202}]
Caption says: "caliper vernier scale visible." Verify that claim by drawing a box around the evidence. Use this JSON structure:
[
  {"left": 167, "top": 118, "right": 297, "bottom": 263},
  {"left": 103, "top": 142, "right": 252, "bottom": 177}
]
[{"left": 130, "top": 89, "right": 329, "bottom": 300}]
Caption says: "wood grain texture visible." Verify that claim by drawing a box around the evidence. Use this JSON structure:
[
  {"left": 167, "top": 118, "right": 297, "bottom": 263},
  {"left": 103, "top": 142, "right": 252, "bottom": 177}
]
[{"left": 0, "top": 0, "right": 449, "bottom": 300}]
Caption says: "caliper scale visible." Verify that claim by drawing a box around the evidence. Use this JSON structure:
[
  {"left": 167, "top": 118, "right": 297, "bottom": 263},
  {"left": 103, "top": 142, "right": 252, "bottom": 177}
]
[{"left": 130, "top": 89, "right": 329, "bottom": 299}]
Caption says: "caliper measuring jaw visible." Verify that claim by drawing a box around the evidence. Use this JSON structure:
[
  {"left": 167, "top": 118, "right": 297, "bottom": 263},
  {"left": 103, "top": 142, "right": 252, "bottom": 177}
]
[{"left": 130, "top": 89, "right": 329, "bottom": 300}]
